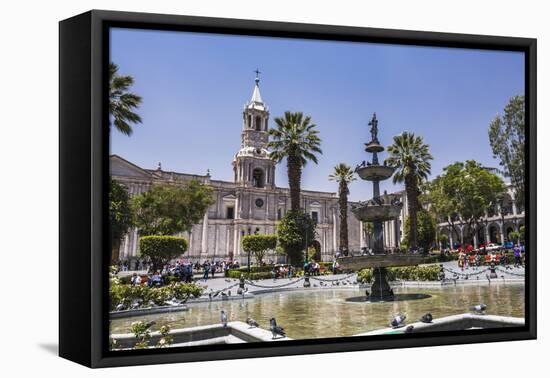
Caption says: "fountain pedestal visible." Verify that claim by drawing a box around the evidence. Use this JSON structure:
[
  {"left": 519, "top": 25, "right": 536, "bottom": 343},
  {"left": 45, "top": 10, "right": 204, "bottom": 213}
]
[
  {"left": 370, "top": 268, "right": 394, "bottom": 301},
  {"left": 336, "top": 113, "right": 425, "bottom": 301}
]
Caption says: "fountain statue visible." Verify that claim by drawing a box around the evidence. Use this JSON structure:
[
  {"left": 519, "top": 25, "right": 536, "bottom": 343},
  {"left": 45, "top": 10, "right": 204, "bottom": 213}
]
[{"left": 337, "top": 113, "right": 425, "bottom": 301}]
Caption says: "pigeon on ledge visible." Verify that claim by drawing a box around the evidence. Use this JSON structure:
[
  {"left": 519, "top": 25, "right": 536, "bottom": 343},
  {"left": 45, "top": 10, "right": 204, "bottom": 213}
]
[
  {"left": 221, "top": 310, "right": 228, "bottom": 327},
  {"left": 270, "top": 318, "right": 286, "bottom": 339}
]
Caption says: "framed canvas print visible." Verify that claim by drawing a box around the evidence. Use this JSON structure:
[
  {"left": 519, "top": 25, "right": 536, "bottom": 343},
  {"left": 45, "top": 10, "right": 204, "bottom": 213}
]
[{"left": 59, "top": 10, "right": 536, "bottom": 368}]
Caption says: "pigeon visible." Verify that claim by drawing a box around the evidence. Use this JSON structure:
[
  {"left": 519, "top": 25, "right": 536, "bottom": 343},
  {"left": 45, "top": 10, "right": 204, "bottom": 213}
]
[
  {"left": 270, "top": 318, "right": 286, "bottom": 339},
  {"left": 390, "top": 314, "right": 407, "bottom": 328},
  {"left": 221, "top": 310, "right": 228, "bottom": 327},
  {"left": 225, "top": 279, "right": 231, "bottom": 283},
  {"left": 365, "top": 289, "right": 370, "bottom": 298},
  {"left": 246, "top": 317, "right": 259, "bottom": 328},
  {"left": 470, "top": 304, "right": 487, "bottom": 314},
  {"left": 405, "top": 325, "right": 414, "bottom": 333},
  {"left": 115, "top": 303, "right": 125, "bottom": 311},
  {"left": 420, "top": 313, "right": 433, "bottom": 323},
  {"left": 208, "top": 293, "right": 212, "bottom": 301}
]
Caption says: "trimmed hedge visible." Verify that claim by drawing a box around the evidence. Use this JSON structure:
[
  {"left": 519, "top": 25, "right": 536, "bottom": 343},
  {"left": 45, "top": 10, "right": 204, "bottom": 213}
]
[
  {"left": 357, "top": 264, "right": 440, "bottom": 283},
  {"left": 109, "top": 282, "right": 203, "bottom": 311},
  {"left": 139, "top": 235, "right": 188, "bottom": 270}
]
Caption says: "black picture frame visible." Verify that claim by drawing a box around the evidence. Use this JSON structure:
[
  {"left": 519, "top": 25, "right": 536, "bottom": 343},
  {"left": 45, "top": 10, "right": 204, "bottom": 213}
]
[{"left": 59, "top": 9, "right": 537, "bottom": 368}]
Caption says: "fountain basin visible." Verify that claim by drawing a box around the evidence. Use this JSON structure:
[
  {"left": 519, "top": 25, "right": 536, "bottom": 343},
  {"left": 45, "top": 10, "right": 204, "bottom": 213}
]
[
  {"left": 351, "top": 203, "right": 403, "bottom": 222},
  {"left": 337, "top": 254, "right": 426, "bottom": 270},
  {"left": 356, "top": 165, "right": 395, "bottom": 181},
  {"left": 365, "top": 141, "right": 384, "bottom": 153}
]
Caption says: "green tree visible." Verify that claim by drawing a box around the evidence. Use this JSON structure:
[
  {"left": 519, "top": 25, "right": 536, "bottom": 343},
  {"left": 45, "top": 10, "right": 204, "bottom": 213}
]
[
  {"left": 241, "top": 234, "right": 277, "bottom": 266},
  {"left": 132, "top": 181, "right": 214, "bottom": 236},
  {"left": 139, "top": 235, "right": 188, "bottom": 272},
  {"left": 110, "top": 180, "right": 133, "bottom": 264},
  {"left": 385, "top": 132, "right": 433, "bottom": 249},
  {"left": 268, "top": 111, "right": 322, "bottom": 212},
  {"left": 508, "top": 231, "right": 520, "bottom": 245},
  {"left": 402, "top": 210, "right": 436, "bottom": 252},
  {"left": 362, "top": 221, "right": 374, "bottom": 249},
  {"left": 109, "top": 63, "right": 143, "bottom": 136},
  {"left": 519, "top": 225, "right": 525, "bottom": 242},
  {"left": 276, "top": 210, "right": 317, "bottom": 265},
  {"left": 439, "top": 234, "right": 449, "bottom": 249},
  {"left": 489, "top": 95, "right": 525, "bottom": 206},
  {"left": 424, "top": 161, "right": 506, "bottom": 247},
  {"left": 329, "top": 163, "right": 356, "bottom": 254}
]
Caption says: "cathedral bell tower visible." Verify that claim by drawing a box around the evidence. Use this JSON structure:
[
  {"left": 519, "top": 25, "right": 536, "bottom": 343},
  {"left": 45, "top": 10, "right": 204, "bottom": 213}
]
[{"left": 233, "top": 71, "right": 276, "bottom": 188}]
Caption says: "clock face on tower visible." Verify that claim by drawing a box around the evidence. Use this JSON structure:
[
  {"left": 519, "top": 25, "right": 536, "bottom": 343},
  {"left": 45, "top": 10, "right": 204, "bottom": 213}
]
[{"left": 255, "top": 198, "right": 264, "bottom": 208}]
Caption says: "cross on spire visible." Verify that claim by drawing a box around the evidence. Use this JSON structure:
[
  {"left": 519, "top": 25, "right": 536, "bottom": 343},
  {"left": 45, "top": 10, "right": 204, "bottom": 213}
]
[{"left": 254, "top": 68, "right": 261, "bottom": 84}]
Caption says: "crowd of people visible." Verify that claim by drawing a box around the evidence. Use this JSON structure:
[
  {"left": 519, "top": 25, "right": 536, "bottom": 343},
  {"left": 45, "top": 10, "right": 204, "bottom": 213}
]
[{"left": 456, "top": 245, "right": 524, "bottom": 270}]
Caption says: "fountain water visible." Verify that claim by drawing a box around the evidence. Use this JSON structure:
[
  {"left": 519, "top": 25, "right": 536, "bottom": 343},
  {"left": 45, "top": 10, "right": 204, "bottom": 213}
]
[{"left": 337, "top": 113, "right": 425, "bottom": 301}]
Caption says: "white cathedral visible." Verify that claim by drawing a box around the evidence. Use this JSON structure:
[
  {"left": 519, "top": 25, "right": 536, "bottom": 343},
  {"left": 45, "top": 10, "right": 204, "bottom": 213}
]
[{"left": 110, "top": 76, "right": 524, "bottom": 263}]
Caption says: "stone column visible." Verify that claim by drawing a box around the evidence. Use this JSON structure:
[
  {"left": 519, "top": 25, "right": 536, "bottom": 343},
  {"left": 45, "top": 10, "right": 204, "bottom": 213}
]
[
  {"left": 201, "top": 212, "right": 208, "bottom": 255},
  {"left": 232, "top": 226, "right": 238, "bottom": 258},
  {"left": 359, "top": 221, "right": 366, "bottom": 248},
  {"left": 449, "top": 230, "right": 453, "bottom": 249},
  {"left": 485, "top": 224, "right": 490, "bottom": 244},
  {"left": 460, "top": 226, "right": 464, "bottom": 245},
  {"left": 499, "top": 223, "right": 505, "bottom": 243}
]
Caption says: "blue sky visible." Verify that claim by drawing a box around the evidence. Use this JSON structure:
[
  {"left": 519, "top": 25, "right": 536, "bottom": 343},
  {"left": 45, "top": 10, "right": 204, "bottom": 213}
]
[{"left": 110, "top": 28, "right": 524, "bottom": 201}]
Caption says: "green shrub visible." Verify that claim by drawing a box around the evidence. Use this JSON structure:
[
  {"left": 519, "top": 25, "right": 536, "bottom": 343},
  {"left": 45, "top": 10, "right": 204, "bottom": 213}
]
[
  {"left": 139, "top": 235, "right": 188, "bottom": 272},
  {"left": 357, "top": 264, "right": 440, "bottom": 283},
  {"left": 109, "top": 281, "right": 203, "bottom": 311}
]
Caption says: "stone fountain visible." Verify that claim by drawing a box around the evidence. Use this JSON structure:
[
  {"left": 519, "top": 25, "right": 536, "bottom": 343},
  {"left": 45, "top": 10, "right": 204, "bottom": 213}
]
[{"left": 337, "top": 113, "right": 424, "bottom": 301}]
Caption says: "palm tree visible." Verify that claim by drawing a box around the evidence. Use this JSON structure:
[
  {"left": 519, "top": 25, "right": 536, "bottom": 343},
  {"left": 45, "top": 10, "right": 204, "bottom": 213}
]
[
  {"left": 385, "top": 132, "right": 433, "bottom": 250},
  {"left": 329, "top": 164, "right": 356, "bottom": 254},
  {"left": 109, "top": 63, "right": 142, "bottom": 136},
  {"left": 268, "top": 111, "right": 322, "bottom": 212}
]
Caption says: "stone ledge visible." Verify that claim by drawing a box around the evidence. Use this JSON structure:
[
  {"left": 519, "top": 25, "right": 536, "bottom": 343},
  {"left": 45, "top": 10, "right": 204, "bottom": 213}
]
[
  {"left": 111, "top": 321, "right": 291, "bottom": 349},
  {"left": 354, "top": 313, "right": 525, "bottom": 336}
]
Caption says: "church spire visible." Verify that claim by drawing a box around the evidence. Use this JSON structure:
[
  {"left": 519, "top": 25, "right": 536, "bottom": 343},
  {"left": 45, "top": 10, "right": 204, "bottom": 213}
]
[{"left": 249, "top": 69, "right": 264, "bottom": 107}]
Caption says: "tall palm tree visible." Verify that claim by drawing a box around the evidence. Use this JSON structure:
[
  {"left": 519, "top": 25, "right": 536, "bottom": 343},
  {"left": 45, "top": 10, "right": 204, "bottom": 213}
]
[
  {"left": 109, "top": 63, "right": 142, "bottom": 136},
  {"left": 385, "top": 132, "right": 433, "bottom": 250},
  {"left": 329, "top": 164, "right": 356, "bottom": 254},
  {"left": 268, "top": 111, "right": 322, "bottom": 212}
]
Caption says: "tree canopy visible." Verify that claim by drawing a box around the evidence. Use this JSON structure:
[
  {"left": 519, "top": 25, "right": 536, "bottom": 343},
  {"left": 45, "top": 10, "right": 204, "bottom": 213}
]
[
  {"left": 329, "top": 163, "right": 356, "bottom": 253},
  {"left": 139, "top": 235, "right": 188, "bottom": 272},
  {"left": 385, "top": 131, "right": 433, "bottom": 249},
  {"left": 424, "top": 160, "right": 506, "bottom": 244},
  {"left": 109, "top": 63, "right": 142, "bottom": 136},
  {"left": 109, "top": 180, "right": 133, "bottom": 263},
  {"left": 276, "top": 210, "right": 317, "bottom": 265},
  {"left": 489, "top": 95, "right": 525, "bottom": 206},
  {"left": 241, "top": 234, "right": 278, "bottom": 265},
  {"left": 268, "top": 111, "right": 322, "bottom": 212},
  {"left": 402, "top": 210, "right": 436, "bottom": 252},
  {"left": 132, "top": 181, "right": 214, "bottom": 236}
]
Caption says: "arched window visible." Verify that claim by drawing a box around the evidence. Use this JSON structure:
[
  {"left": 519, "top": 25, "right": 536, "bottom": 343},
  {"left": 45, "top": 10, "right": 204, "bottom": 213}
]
[
  {"left": 255, "top": 116, "right": 262, "bottom": 131},
  {"left": 252, "top": 168, "right": 264, "bottom": 188}
]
